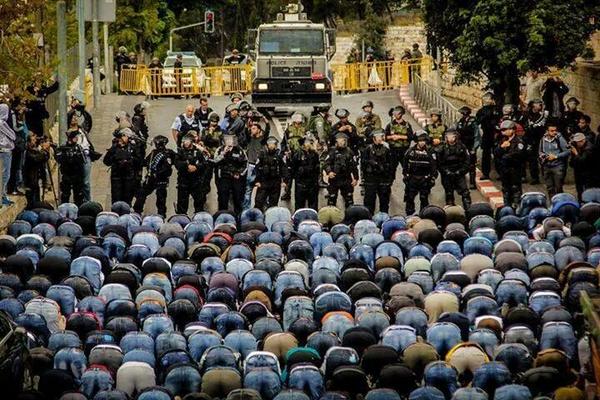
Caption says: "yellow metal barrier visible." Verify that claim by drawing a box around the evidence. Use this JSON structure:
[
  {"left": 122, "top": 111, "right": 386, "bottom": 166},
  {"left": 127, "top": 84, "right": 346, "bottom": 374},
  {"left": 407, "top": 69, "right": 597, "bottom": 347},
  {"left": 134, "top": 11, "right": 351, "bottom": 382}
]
[
  {"left": 119, "top": 58, "right": 432, "bottom": 96},
  {"left": 120, "top": 64, "right": 253, "bottom": 96}
]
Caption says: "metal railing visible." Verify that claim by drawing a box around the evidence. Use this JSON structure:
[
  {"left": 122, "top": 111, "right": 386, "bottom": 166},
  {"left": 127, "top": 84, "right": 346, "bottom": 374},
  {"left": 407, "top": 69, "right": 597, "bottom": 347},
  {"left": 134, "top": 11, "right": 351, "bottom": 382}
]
[
  {"left": 332, "top": 57, "right": 432, "bottom": 93},
  {"left": 413, "top": 72, "right": 461, "bottom": 125},
  {"left": 119, "top": 57, "right": 433, "bottom": 96}
]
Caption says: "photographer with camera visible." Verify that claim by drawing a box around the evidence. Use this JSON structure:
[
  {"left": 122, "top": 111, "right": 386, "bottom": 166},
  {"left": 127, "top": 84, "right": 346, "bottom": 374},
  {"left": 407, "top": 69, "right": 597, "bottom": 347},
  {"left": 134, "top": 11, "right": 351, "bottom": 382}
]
[
  {"left": 323, "top": 132, "right": 359, "bottom": 208},
  {"left": 176, "top": 133, "right": 211, "bottom": 214},
  {"left": 133, "top": 135, "right": 175, "bottom": 217},
  {"left": 356, "top": 100, "right": 382, "bottom": 143},
  {"left": 103, "top": 129, "right": 140, "bottom": 204},
  {"left": 214, "top": 134, "right": 248, "bottom": 215},
  {"left": 55, "top": 130, "right": 86, "bottom": 205},
  {"left": 66, "top": 113, "right": 101, "bottom": 202},
  {"left": 23, "top": 134, "right": 51, "bottom": 207},
  {"left": 538, "top": 120, "right": 569, "bottom": 198},
  {"left": 570, "top": 132, "right": 596, "bottom": 202}
]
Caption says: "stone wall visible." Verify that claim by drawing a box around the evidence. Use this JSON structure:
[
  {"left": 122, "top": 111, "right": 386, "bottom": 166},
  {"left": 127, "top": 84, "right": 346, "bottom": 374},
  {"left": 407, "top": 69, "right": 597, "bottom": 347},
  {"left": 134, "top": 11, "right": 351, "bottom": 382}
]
[
  {"left": 332, "top": 24, "right": 427, "bottom": 65},
  {"left": 562, "top": 62, "right": 600, "bottom": 128}
]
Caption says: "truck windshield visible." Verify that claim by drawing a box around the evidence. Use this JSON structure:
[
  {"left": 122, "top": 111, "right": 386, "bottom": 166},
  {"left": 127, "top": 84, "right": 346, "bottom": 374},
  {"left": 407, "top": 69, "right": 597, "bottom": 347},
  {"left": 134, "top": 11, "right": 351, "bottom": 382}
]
[{"left": 259, "top": 29, "right": 323, "bottom": 55}]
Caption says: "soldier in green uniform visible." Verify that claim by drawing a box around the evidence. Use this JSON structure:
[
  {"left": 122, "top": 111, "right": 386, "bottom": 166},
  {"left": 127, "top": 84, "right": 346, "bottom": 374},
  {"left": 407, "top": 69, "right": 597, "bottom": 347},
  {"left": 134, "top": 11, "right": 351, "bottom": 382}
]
[
  {"left": 281, "top": 112, "right": 306, "bottom": 200},
  {"left": 308, "top": 103, "right": 333, "bottom": 146},
  {"left": 385, "top": 105, "right": 414, "bottom": 182},
  {"left": 355, "top": 100, "right": 382, "bottom": 143},
  {"left": 332, "top": 109, "right": 360, "bottom": 152},
  {"left": 425, "top": 108, "right": 447, "bottom": 152}
]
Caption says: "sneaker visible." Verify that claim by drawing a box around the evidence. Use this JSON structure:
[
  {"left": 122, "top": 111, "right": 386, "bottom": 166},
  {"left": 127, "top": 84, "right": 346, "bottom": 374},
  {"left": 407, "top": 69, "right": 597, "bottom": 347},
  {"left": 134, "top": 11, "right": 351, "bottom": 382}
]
[{"left": 2, "top": 197, "right": 14, "bottom": 206}]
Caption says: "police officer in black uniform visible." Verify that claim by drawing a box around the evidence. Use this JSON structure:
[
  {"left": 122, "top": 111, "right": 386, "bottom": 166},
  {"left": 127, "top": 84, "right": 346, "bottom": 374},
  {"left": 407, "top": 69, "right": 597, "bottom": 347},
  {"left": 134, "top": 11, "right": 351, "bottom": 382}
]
[
  {"left": 385, "top": 105, "right": 414, "bottom": 181},
  {"left": 324, "top": 132, "right": 359, "bottom": 208},
  {"left": 56, "top": 130, "right": 86, "bottom": 205},
  {"left": 254, "top": 136, "right": 285, "bottom": 211},
  {"left": 286, "top": 134, "right": 321, "bottom": 211},
  {"left": 439, "top": 127, "right": 472, "bottom": 209},
  {"left": 361, "top": 130, "right": 393, "bottom": 213},
  {"left": 176, "top": 133, "right": 211, "bottom": 214},
  {"left": 133, "top": 135, "right": 175, "bottom": 217},
  {"left": 103, "top": 129, "right": 139, "bottom": 204},
  {"left": 214, "top": 134, "right": 248, "bottom": 215},
  {"left": 132, "top": 102, "right": 150, "bottom": 143},
  {"left": 403, "top": 132, "right": 438, "bottom": 215},
  {"left": 494, "top": 120, "right": 527, "bottom": 209},
  {"left": 475, "top": 92, "right": 501, "bottom": 180},
  {"left": 455, "top": 106, "right": 478, "bottom": 189},
  {"left": 524, "top": 99, "right": 547, "bottom": 184}
]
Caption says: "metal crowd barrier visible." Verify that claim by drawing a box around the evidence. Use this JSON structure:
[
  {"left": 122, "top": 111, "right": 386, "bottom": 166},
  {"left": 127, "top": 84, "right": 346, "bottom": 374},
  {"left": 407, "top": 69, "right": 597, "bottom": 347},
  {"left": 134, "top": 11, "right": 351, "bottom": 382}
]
[
  {"left": 120, "top": 64, "right": 253, "bottom": 96},
  {"left": 119, "top": 57, "right": 432, "bottom": 96}
]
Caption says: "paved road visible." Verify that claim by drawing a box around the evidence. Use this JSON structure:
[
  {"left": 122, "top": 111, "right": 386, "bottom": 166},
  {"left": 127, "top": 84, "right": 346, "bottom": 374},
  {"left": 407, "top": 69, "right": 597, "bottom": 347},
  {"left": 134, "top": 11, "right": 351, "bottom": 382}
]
[{"left": 90, "top": 90, "right": 483, "bottom": 216}]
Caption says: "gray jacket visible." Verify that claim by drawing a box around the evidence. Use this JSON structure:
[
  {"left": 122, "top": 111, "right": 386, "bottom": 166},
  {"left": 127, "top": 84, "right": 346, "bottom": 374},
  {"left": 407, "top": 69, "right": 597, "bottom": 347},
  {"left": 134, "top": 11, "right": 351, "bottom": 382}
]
[{"left": 539, "top": 134, "right": 569, "bottom": 168}]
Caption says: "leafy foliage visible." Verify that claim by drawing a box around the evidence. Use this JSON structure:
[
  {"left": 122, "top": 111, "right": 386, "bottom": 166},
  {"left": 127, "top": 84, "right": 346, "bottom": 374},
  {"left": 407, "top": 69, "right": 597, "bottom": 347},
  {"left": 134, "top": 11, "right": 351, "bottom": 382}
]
[
  {"left": 422, "top": 0, "right": 600, "bottom": 103},
  {"left": 0, "top": 0, "right": 52, "bottom": 94},
  {"left": 109, "top": 0, "right": 175, "bottom": 58}
]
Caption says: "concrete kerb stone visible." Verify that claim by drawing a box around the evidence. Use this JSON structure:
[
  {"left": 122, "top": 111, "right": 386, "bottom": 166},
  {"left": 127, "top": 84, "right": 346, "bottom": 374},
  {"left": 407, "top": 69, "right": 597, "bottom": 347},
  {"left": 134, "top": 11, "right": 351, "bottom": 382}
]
[{"left": 396, "top": 87, "right": 505, "bottom": 209}]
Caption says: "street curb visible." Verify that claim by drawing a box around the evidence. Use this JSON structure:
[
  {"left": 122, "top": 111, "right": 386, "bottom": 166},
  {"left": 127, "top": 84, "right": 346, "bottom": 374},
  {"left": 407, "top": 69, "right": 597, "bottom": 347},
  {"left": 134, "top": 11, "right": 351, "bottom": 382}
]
[{"left": 397, "top": 86, "right": 505, "bottom": 209}]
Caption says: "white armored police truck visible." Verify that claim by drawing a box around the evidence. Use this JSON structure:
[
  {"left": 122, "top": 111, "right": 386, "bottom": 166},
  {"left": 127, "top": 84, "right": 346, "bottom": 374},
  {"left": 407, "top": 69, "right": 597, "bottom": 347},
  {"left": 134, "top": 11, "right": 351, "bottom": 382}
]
[{"left": 248, "top": 2, "right": 336, "bottom": 110}]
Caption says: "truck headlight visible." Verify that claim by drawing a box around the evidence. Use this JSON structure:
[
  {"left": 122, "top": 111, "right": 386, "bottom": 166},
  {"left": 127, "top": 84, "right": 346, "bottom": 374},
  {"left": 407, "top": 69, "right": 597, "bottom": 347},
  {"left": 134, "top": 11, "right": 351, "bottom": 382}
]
[
  {"left": 315, "top": 83, "right": 326, "bottom": 90},
  {"left": 258, "top": 83, "right": 268, "bottom": 90}
]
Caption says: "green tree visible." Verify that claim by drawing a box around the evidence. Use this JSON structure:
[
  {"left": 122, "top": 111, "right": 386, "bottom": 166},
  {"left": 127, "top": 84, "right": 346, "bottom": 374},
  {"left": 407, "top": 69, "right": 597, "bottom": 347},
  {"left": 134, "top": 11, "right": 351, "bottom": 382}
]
[
  {"left": 0, "top": 0, "right": 53, "bottom": 94},
  {"left": 354, "top": 1, "right": 387, "bottom": 59},
  {"left": 109, "top": 0, "right": 175, "bottom": 59},
  {"left": 422, "top": 0, "right": 600, "bottom": 103}
]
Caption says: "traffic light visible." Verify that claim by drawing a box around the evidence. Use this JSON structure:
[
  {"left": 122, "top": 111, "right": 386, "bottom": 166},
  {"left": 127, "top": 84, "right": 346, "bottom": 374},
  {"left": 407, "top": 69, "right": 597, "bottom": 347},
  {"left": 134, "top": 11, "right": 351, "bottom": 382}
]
[{"left": 205, "top": 10, "right": 215, "bottom": 33}]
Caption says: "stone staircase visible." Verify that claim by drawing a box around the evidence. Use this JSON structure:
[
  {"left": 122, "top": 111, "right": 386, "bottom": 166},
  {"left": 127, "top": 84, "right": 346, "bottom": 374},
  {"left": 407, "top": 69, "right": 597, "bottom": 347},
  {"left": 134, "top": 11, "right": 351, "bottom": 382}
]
[{"left": 397, "top": 84, "right": 506, "bottom": 209}]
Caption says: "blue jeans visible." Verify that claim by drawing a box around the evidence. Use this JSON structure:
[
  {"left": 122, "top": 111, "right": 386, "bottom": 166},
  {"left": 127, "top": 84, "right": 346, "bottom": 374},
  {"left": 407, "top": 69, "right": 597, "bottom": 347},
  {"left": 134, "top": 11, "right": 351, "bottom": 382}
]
[
  {"left": 495, "top": 281, "right": 528, "bottom": 307},
  {"left": 494, "top": 384, "right": 532, "bottom": 400},
  {"left": 163, "top": 364, "right": 202, "bottom": 397},
  {"left": 188, "top": 331, "right": 223, "bottom": 362},
  {"left": 71, "top": 256, "right": 103, "bottom": 294},
  {"left": 142, "top": 315, "right": 174, "bottom": 339},
  {"left": 243, "top": 163, "right": 256, "bottom": 211},
  {"left": 529, "top": 293, "right": 561, "bottom": 315},
  {"left": 493, "top": 344, "right": 533, "bottom": 375},
  {"left": 539, "top": 322, "right": 577, "bottom": 359},
  {"left": 472, "top": 362, "right": 512, "bottom": 395},
  {"left": 46, "top": 285, "right": 77, "bottom": 315},
  {"left": 395, "top": 308, "right": 428, "bottom": 338},
  {"left": 244, "top": 367, "right": 283, "bottom": 400},
  {"left": 451, "top": 388, "right": 489, "bottom": 400},
  {"left": 381, "top": 326, "right": 417, "bottom": 352},
  {"left": 424, "top": 361, "right": 458, "bottom": 399},
  {"left": 155, "top": 332, "right": 187, "bottom": 357},
  {"left": 288, "top": 366, "right": 324, "bottom": 400},
  {"left": 466, "top": 297, "right": 499, "bottom": 323},
  {"left": 123, "top": 348, "right": 156, "bottom": 367},
  {"left": 224, "top": 330, "right": 258, "bottom": 359},
  {"left": 321, "top": 313, "right": 354, "bottom": 339},
  {"left": 54, "top": 347, "right": 87, "bottom": 381},
  {"left": 469, "top": 329, "right": 499, "bottom": 357},
  {"left": 427, "top": 323, "right": 462, "bottom": 357},
  {"left": 409, "top": 387, "right": 445, "bottom": 400},
  {"left": 503, "top": 327, "right": 538, "bottom": 355},
  {"left": 120, "top": 332, "right": 155, "bottom": 354},
  {"left": 80, "top": 367, "right": 114, "bottom": 398},
  {"left": 0, "top": 151, "right": 12, "bottom": 198},
  {"left": 49, "top": 330, "right": 82, "bottom": 352}
]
